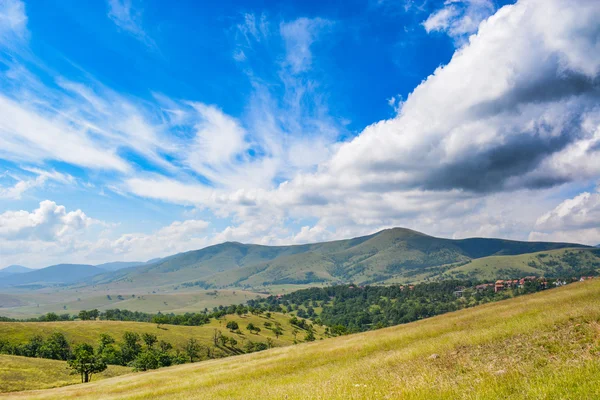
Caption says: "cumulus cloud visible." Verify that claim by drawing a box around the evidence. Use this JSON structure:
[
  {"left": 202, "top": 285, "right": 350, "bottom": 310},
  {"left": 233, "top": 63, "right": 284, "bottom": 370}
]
[
  {"left": 95, "top": 219, "right": 210, "bottom": 259},
  {"left": 529, "top": 188, "right": 600, "bottom": 245},
  {"left": 0, "top": 200, "right": 94, "bottom": 241},
  {"left": 2, "top": 0, "right": 600, "bottom": 266}
]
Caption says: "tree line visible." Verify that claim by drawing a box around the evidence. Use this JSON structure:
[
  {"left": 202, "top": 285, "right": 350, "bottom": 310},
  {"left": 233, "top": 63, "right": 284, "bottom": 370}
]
[
  {"left": 249, "top": 279, "right": 562, "bottom": 333},
  {"left": 0, "top": 327, "right": 276, "bottom": 383}
]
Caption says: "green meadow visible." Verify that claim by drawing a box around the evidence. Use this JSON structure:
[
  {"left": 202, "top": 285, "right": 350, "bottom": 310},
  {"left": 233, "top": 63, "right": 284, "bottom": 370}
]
[{"left": 2, "top": 279, "right": 599, "bottom": 399}]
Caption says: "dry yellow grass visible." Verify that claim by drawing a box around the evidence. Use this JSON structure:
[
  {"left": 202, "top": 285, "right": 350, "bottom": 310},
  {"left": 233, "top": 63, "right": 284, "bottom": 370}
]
[
  {"left": 0, "top": 312, "right": 323, "bottom": 355},
  {"left": 2, "top": 280, "right": 600, "bottom": 399},
  {"left": 0, "top": 356, "right": 129, "bottom": 393}
]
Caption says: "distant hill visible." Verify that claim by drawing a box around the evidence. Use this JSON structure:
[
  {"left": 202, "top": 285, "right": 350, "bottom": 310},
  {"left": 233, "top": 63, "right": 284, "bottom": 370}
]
[
  {"left": 0, "top": 265, "right": 33, "bottom": 280},
  {"left": 0, "top": 264, "right": 105, "bottom": 288},
  {"left": 92, "top": 228, "right": 586, "bottom": 289},
  {"left": 1, "top": 265, "right": 32, "bottom": 274},
  {"left": 95, "top": 261, "right": 145, "bottom": 271}
]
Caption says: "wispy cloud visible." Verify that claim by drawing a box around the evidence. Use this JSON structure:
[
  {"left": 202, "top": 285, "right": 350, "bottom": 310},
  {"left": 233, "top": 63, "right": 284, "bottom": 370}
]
[
  {"left": 107, "top": 0, "right": 156, "bottom": 48},
  {"left": 0, "top": 0, "right": 27, "bottom": 46},
  {"left": 280, "top": 17, "right": 332, "bottom": 74}
]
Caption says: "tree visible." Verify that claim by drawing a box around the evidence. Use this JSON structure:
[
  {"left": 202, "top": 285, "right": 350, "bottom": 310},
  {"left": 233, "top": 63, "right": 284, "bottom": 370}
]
[
  {"left": 88, "top": 309, "right": 100, "bottom": 320},
  {"left": 226, "top": 321, "right": 239, "bottom": 332},
  {"left": 22, "top": 335, "right": 44, "bottom": 357},
  {"left": 304, "top": 330, "right": 316, "bottom": 342},
  {"left": 184, "top": 338, "right": 201, "bottom": 362},
  {"left": 68, "top": 343, "right": 106, "bottom": 383},
  {"left": 151, "top": 314, "right": 169, "bottom": 329},
  {"left": 44, "top": 312, "right": 59, "bottom": 322},
  {"left": 247, "top": 323, "right": 261, "bottom": 334},
  {"left": 142, "top": 333, "right": 158, "bottom": 349},
  {"left": 212, "top": 329, "right": 221, "bottom": 346},
  {"left": 131, "top": 350, "right": 160, "bottom": 371},
  {"left": 273, "top": 326, "right": 283, "bottom": 338},
  {"left": 39, "top": 332, "right": 71, "bottom": 360},
  {"left": 121, "top": 332, "right": 141, "bottom": 364},
  {"left": 78, "top": 310, "right": 90, "bottom": 321}
]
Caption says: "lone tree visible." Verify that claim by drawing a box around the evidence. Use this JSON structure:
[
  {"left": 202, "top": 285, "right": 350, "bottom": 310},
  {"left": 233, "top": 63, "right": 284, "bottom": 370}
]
[
  {"left": 246, "top": 323, "right": 261, "bottom": 334},
  {"left": 68, "top": 343, "right": 107, "bottom": 383},
  {"left": 226, "top": 321, "right": 239, "bottom": 332}
]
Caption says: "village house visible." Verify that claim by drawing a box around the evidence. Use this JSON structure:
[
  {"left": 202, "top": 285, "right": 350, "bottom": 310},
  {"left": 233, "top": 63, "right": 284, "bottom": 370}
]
[{"left": 495, "top": 280, "right": 504, "bottom": 293}]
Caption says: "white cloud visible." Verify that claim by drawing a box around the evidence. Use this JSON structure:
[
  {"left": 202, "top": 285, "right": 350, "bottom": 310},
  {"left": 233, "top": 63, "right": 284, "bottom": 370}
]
[
  {"left": 95, "top": 219, "right": 210, "bottom": 260},
  {"left": 280, "top": 17, "right": 332, "bottom": 74},
  {"left": 422, "top": 0, "right": 495, "bottom": 44},
  {"left": 0, "top": 0, "right": 26, "bottom": 46},
  {"left": 529, "top": 188, "right": 600, "bottom": 245},
  {"left": 0, "top": 168, "right": 74, "bottom": 199},
  {"left": 0, "top": 200, "right": 94, "bottom": 241},
  {"left": 107, "top": 0, "right": 155, "bottom": 48}
]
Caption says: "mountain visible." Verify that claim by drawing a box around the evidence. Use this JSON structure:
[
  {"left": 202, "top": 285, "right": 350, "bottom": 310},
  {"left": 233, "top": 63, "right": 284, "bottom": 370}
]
[
  {"left": 0, "top": 265, "right": 33, "bottom": 279},
  {"left": 0, "top": 264, "right": 105, "bottom": 288},
  {"left": 95, "top": 261, "right": 145, "bottom": 271},
  {"left": 1, "top": 265, "right": 32, "bottom": 274},
  {"left": 93, "top": 228, "right": 587, "bottom": 289}
]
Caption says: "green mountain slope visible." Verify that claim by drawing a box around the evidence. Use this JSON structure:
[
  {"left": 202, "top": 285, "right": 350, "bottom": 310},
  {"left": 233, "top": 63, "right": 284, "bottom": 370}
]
[
  {"left": 93, "top": 228, "right": 585, "bottom": 290},
  {"left": 442, "top": 247, "right": 600, "bottom": 280},
  {"left": 7, "top": 279, "right": 600, "bottom": 400}
]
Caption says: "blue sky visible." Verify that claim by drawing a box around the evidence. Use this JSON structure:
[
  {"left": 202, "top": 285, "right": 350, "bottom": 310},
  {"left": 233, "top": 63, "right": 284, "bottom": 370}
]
[{"left": 1, "top": 0, "right": 599, "bottom": 268}]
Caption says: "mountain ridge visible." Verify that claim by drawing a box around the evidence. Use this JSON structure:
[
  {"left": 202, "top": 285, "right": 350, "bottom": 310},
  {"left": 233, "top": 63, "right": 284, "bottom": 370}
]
[
  {"left": 91, "top": 227, "right": 589, "bottom": 289},
  {"left": 0, "top": 264, "right": 105, "bottom": 288}
]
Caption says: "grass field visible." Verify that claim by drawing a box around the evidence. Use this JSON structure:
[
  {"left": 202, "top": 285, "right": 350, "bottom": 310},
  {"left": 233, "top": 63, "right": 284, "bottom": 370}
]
[
  {"left": 0, "top": 288, "right": 266, "bottom": 319},
  {"left": 0, "top": 356, "right": 129, "bottom": 393},
  {"left": 0, "top": 312, "right": 325, "bottom": 355},
  {"left": 2, "top": 279, "right": 599, "bottom": 399}
]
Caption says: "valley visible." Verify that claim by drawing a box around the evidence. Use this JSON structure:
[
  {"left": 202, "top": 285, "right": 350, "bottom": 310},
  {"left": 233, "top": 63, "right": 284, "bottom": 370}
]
[{"left": 2, "top": 278, "right": 599, "bottom": 399}]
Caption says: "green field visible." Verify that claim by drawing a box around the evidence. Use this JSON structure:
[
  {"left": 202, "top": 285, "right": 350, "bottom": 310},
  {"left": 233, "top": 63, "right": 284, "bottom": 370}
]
[
  {"left": 2, "top": 279, "right": 599, "bottom": 399},
  {"left": 0, "top": 288, "right": 266, "bottom": 319},
  {"left": 0, "top": 356, "right": 129, "bottom": 393}
]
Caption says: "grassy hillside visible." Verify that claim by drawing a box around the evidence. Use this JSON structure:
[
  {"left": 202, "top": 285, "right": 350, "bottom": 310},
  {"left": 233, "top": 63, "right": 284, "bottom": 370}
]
[
  {"left": 4, "top": 279, "right": 600, "bottom": 399},
  {"left": 92, "top": 228, "right": 584, "bottom": 290},
  {"left": 0, "top": 356, "right": 129, "bottom": 393},
  {"left": 443, "top": 247, "right": 600, "bottom": 280},
  {"left": 0, "top": 312, "right": 325, "bottom": 356}
]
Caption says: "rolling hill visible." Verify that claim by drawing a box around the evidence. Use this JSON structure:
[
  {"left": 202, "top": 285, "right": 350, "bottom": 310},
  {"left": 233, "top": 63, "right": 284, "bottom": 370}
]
[
  {"left": 442, "top": 247, "right": 600, "bottom": 281},
  {"left": 0, "top": 266, "right": 32, "bottom": 280},
  {"left": 92, "top": 228, "right": 587, "bottom": 290},
  {"left": 0, "top": 265, "right": 105, "bottom": 288},
  {"left": 0, "top": 356, "right": 129, "bottom": 393},
  {"left": 4, "top": 278, "right": 599, "bottom": 399},
  {"left": 0, "top": 312, "right": 323, "bottom": 350}
]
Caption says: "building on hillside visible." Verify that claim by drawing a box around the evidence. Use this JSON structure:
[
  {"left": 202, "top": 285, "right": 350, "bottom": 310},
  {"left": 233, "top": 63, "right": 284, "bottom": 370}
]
[
  {"left": 453, "top": 290, "right": 464, "bottom": 298},
  {"left": 495, "top": 280, "right": 505, "bottom": 293}
]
